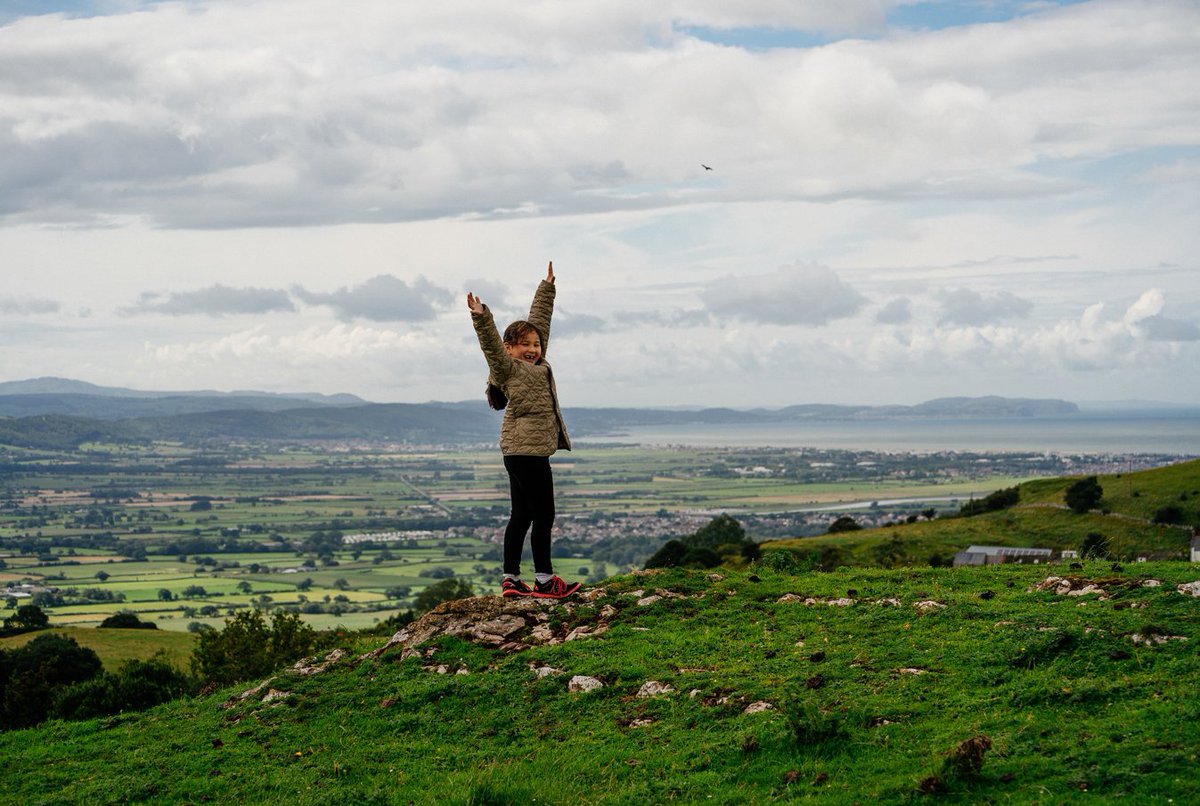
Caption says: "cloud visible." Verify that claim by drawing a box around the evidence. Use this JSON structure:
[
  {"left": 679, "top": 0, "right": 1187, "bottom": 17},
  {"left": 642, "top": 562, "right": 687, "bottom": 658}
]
[
  {"left": 0, "top": 295, "right": 59, "bottom": 314},
  {"left": 548, "top": 311, "right": 607, "bottom": 340},
  {"left": 293, "top": 274, "right": 453, "bottom": 322},
  {"left": 462, "top": 278, "right": 511, "bottom": 309},
  {"left": 1, "top": 1, "right": 1196, "bottom": 228},
  {"left": 122, "top": 284, "right": 296, "bottom": 317},
  {"left": 613, "top": 308, "right": 713, "bottom": 328},
  {"left": 1140, "top": 315, "right": 1200, "bottom": 342},
  {"left": 936, "top": 288, "right": 1032, "bottom": 326},
  {"left": 874, "top": 297, "right": 911, "bottom": 325},
  {"left": 701, "top": 262, "right": 866, "bottom": 326}
]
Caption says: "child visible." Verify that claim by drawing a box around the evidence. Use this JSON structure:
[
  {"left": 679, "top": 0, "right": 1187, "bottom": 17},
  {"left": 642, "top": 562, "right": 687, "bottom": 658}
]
[{"left": 467, "top": 261, "right": 581, "bottom": 600}]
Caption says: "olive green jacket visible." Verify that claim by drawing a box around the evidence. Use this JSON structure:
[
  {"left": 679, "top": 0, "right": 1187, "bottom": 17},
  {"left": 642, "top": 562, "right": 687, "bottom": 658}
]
[{"left": 472, "top": 280, "right": 572, "bottom": 456}]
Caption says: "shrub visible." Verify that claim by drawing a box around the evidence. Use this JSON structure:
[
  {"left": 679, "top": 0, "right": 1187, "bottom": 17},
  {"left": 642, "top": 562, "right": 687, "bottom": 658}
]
[
  {"left": 98, "top": 611, "right": 159, "bottom": 629},
  {"left": 1152, "top": 505, "right": 1185, "bottom": 525},
  {"left": 191, "top": 610, "right": 316, "bottom": 686},
  {"left": 959, "top": 486, "right": 1020, "bottom": 517},
  {"left": 1065, "top": 476, "right": 1103, "bottom": 514},
  {"left": 0, "top": 634, "right": 103, "bottom": 729},
  {"left": 827, "top": 516, "right": 861, "bottom": 534},
  {"left": 51, "top": 654, "right": 197, "bottom": 721}
]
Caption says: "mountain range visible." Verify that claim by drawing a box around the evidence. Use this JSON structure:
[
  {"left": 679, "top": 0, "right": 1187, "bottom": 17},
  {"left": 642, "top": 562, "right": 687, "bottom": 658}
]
[{"left": 0, "top": 376, "right": 1092, "bottom": 449}]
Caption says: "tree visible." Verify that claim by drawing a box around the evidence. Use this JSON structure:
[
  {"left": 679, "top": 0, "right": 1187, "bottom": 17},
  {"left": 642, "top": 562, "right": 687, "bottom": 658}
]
[
  {"left": 181, "top": 585, "right": 208, "bottom": 598},
  {"left": 1064, "top": 476, "right": 1103, "bottom": 514},
  {"left": 413, "top": 579, "right": 474, "bottom": 614},
  {"left": 827, "top": 516, "right": 862, "bottom": 534},
  {"left": 94, "top": 570, "right": 110, "bottom": 582},
  {"left": 3, "top": 604, "right": 50, "bottom": 634},
  {"left": 157, "top": 588, "right": 175, "bottom": 601},
  {"left": 644, "top": 539, "right": 687, "bottom": 570},
  {"left": 98, "top": 611, "right": 158, "bottom": 630},
  {"left": 0, "top": 634, "right": 103, "bottom": 729},
  {"left": 688, "top": 514, "right": 746, "bottom": 550}
]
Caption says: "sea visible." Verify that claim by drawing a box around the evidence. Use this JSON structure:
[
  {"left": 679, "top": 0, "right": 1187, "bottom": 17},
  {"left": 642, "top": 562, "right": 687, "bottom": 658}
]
[{"left": 581, "top": 411, "right": 1200, "bottom": 455}]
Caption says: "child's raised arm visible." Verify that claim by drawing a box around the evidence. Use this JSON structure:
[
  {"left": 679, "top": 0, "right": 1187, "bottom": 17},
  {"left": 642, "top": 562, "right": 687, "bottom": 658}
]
[{"left": 466, "top": 292, "right": 485, "bottom": 315}]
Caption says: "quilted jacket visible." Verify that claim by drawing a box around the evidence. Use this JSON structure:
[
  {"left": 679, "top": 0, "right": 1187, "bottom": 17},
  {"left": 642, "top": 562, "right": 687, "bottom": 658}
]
[{"left": 472, "top": 280, "right": 572, "bottom": 456}]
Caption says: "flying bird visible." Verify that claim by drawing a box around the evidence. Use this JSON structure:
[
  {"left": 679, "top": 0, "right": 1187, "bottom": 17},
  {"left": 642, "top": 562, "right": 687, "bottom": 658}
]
[{"left": 701, "top": 164, "right": 713, "bottom": 171}]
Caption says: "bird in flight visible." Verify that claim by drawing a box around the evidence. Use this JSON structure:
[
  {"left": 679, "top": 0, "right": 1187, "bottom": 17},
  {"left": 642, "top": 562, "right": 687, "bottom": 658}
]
[{"left": 701, "top": 164, "right": 713, "bottom": 171}]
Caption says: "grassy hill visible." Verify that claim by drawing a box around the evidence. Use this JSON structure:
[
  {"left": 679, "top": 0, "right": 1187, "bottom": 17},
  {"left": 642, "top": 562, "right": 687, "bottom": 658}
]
[
  {"left": 763, "top": 459, "right": 1200, "bottom": 568},
  {"left": 1, "top": 562, "right": 1198, "bottom": 803}
]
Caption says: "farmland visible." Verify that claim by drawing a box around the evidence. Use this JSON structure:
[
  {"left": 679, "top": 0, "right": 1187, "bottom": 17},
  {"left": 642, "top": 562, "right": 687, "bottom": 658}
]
[{"left": 0, "top": 439, "right": 1180, "bottom": 632}]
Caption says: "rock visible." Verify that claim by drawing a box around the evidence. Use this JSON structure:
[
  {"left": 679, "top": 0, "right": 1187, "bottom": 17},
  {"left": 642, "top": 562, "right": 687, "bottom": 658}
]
[
  {"left": 636, "top": 595, "right": 662, "bottom": 607},
  {"left": 1176, "top": 580, "right": 1200, "bottom": 597},
  {"left": 876, "top": 597, "right": 902, "bottom": 607},
  {"left": 914, "top": 600, "right": 945, "bottom": 613},
  {"left": 531, "top": 665, "right": 563, "bottom": 678},
  {"left": 261, "top": 689, "right": 290, "bottom": 704},
  {"left": 743, "top": 701, "right": 775, "bottom": 714},
  {"left": 778, "top": 593, "right": 806, "bottom": 603},
  {"left": 569, "top": 675, "right": 604, "bottom": 693},
  {"left": 637, "top": 680, "right": 675, "bottom": 697},
  {"left": 292, "top": 648, "right": 348, "bottom": 676}
]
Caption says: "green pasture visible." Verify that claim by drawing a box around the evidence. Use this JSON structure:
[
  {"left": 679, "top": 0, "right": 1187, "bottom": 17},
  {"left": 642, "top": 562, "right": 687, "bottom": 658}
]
[{"left": 0, "top": 626, "right": 195, "bottom": 671}]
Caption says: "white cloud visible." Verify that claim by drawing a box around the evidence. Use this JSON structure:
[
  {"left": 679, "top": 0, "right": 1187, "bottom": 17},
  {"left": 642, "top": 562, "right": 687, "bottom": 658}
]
[
  {"left": 293, "top": 275, "right": 453, "bottom": 321},
  {"left": 701, "top": 262, "right": 866, "bottom": 325},
  {"left": 936, "top": 288, "right": 1033, "bottom": 326},
  {"left": 121, "top": 284, "right": 295, "bottom": 316}
]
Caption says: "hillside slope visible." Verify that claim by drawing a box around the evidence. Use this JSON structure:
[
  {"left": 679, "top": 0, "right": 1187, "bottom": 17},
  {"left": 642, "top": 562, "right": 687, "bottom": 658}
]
[
  {"left": 2, "top": 564, "right": 1197, "bottom": 803},
  {"left": 764, "top": 459, "right": 1200, "bottom": 568}
]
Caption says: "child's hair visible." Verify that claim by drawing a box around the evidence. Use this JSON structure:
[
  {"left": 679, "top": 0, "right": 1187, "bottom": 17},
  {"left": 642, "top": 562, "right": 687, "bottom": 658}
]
[{"left": 503, "top": 320, "right": 543, "bottom": 345}]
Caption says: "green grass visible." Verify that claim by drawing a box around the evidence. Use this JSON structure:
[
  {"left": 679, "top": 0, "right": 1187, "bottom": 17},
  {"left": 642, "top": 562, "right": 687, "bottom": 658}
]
[
  {"left": 0, "top": 626, "right": 196, "bottom": 672},
  {"left": 766, "top": 459, "right": 1200, "bottom": 567},
  {"left": 1, "top": 562, "right": 1197, "bottom": 803}
]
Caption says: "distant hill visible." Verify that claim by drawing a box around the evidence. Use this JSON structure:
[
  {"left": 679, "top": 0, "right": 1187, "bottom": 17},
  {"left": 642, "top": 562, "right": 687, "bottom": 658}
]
[{"left": 0, "top": 376, "right": 1095, "bottom": 448}]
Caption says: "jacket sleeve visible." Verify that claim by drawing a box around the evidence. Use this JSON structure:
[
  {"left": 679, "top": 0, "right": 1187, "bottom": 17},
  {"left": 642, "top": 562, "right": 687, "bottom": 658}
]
[
  {"left": 472, "top": 306, "right": 515, "bottom": 384},
  {"left": 525, "top": 280, "right": 555, "bottom": 355}
]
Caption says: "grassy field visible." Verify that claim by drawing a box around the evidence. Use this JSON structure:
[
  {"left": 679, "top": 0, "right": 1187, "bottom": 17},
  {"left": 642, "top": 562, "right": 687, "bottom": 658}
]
[
  {"left": 1, "top": 561, "right": 1197, "bottom": 803},
  {"left": 6, "top": 442, "right": 1082, "bottom": 633}
]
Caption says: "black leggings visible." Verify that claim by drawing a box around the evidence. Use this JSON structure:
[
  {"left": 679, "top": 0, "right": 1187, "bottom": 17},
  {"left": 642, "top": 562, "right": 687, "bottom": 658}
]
[{"left": 502, "top": 454, "right": 555, "bottom": 577}]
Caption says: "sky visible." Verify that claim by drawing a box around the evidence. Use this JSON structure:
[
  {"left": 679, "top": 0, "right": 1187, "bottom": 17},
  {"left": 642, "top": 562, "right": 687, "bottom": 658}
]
[{"left": 1, "top": 0, "right": 1197, "bottom": 408}]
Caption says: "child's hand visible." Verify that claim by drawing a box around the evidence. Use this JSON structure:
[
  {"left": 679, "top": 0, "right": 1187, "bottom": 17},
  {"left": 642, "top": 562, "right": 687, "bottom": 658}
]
[
  {"left": 466, "top": 292, "right": 485, "bottom": 314},
  {"left": 546, "top": 260, "right": 555, "bottom": 284}
]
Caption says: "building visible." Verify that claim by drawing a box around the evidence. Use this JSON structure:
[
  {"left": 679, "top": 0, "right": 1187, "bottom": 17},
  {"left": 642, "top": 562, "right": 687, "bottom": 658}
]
[
  {"left": 1191, "top": 535, "right": 1200, "bottom": 563},
  {"left": 953, "top": 545, "right": 1055, "bottom": 567}
]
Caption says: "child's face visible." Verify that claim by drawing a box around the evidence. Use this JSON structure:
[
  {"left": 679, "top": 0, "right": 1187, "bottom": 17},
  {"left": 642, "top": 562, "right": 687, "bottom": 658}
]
[{"left": 504, "top": 329, "right": 542, "bottom": 364}]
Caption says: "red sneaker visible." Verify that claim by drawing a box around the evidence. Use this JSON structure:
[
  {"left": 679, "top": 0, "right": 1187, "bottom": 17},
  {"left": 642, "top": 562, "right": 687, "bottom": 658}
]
[
  {"left": 501, "top": 578, "right": 533, "bottom": 598},
  {"left": 532, "top": 575, "right": 581, "bottom": 599}
]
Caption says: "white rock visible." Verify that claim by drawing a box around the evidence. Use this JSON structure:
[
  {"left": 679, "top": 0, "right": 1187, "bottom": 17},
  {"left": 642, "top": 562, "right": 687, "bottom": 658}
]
[
  {"left": 1176, "top": 580, "right": 1200, "bottom": 597},
  {"left": 569, "top": 675, "right": 604, "bottom": 693},
  {"left": 637, "top": 680, "right": 675, "bottom": 698},
  {"left": 743, "top": 701, "right": 775, "bottom": 714}
]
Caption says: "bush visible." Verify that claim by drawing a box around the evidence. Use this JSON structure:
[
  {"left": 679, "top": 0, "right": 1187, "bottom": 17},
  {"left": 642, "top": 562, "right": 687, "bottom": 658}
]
[
  {"left": 191, "top": 610, "right": 316, "bottom": 686},
  {"left": 959, "top": 486, "right": 1020, "bottom": 517},
  {"left": 98, "top": 611, "right": 158, "bottom": 630},
  {"left": 758, "top": 549, "right": 802, "bottom": 574},
  {"left": 1152, "top": 505, "right": 1186, "bottom": 525},
  {"left": 0, "top": 634, "right": 103, "bottom": 729},
  {"left": 1064, "top": 477, "right": 1103, "bottom": 514},
  {"left": 827, "top": 516, "right": 861, "bottom": 534},
  {"left": 51, "top": 654, "right": 197, "bottom": 721}
]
